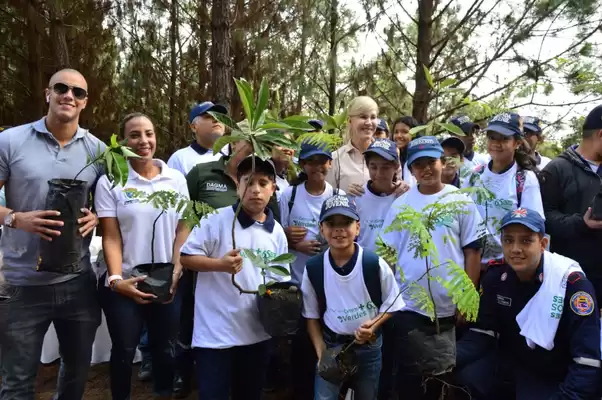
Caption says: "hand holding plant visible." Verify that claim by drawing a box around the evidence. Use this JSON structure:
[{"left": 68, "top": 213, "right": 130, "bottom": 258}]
[
  {"left": 354, "top": 321, "right": 376, "bottom": 344},
  {"left": 77, "top": 208, "right": 98, "bottom": 237},
  {"left": 13, "top": 210, "right": 63, "bottom": 241},
  {"left": 220, "top": 249, "right": 243, "bottom": 274},
  {"left": 114, "top": 275, "right": 157, "bottom": 304}
]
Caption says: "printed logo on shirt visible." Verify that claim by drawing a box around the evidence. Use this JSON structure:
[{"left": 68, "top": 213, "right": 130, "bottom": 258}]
[
  {"left": 366, "top": 218, "right": 384, "bottom": 230},
  {"left": 570, "top": 291, "right": 594, "bottom": 316},
  {"left": 432, "top": 214, "right": 454, "bottom": 228},
  {"left": 550, "top": 295, "right": 564, "bottom": 319},
  {"left": 333, "top": 301, "right": 378, "bottom": 324},
  {"left": 496, "top": 294, "right": 512, "bottom": 307},
  {"left": 122, "top": 188, "right": 142, "bottom": 205},
  {"left": 242, "top": 248, "right": 278, "bottom": 265},
  {"left": 205, "top": 182, "right": 228, "bottom": 192},
  {"left": 292, "top": 217, "right": 318, "bottom": 229}
]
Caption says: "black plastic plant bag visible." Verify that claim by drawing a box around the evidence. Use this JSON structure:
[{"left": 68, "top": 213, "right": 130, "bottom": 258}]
[
  {"left": 131, "top": 262, "right": 174, "bottom": 303},
  {"left": 407, "top": 320, "right": 456, "bottom": 376},
  {"left": 317, "top": 343, "right": 358, "bottom": 384},
  {"left": 590, "top": 190, "right": 602, "bottom": 220},
  {"left": 38, "top": 179, "right": 88, "bottom": 274},
  {"left": 257, "top": 281, "right": 302, "bottom": 336}
]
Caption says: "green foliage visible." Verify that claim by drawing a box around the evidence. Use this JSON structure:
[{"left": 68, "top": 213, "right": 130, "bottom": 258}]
[
  {"left": 382, "top": 190, "right": 485, "bottom": 324},
  {"left": 241, "top": 248, "right": 296, "bottom": 295},
  {"left": 125, "top": 188, "right": 216, "bottom": 229},
  {"left": 375, "top": 236, "right": 404, "bottom": 282},
  {"left": 75, "top": 134, "right": 140, "bottom": 187}
]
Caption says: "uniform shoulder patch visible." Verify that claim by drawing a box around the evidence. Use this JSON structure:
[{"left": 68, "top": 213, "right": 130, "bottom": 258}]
[
  {"left": 487, "top": 258, "right": 505, "bottom": 267},
  {"left": 567, "top": 271, "right": 584, "bottom": 284},
  {"left": 570, "top": 291, "right": 595, "bottom": 316}
]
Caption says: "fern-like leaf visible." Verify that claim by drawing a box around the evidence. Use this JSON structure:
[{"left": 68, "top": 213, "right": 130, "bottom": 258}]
[
  {"left": 434, "top": 260, "right": 480, "bottom": 322},
  {"left": 296, "top": 132, "right": 343, "bottom": 152},
  {"left": 375, "top": 236, "right": 403, "bottom": 281},
  {"left": 406, "top": 283, "right": 435, "bottom": 321}
]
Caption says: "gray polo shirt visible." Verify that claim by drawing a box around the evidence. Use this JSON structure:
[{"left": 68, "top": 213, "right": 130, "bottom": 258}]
[{"left": 0, "top": 118, "right": 106, "bottom": 286}]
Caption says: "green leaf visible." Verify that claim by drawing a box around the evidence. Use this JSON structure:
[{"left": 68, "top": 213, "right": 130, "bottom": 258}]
[
  {"left": 241, "top": 248, "right": 267, "bottom": 268},
  {"left": 333, "top": 110, "right": 348, "bottom": 128},
  {"left": 436, "top": 122, "right": 465, "bottom": 136},
  {"left": 212, "top": 135, "right": 245, "bottom": 155},
  {"left": 110, "top": 134, "right": 119, "bottom": 148},
  {"left": 112, "top": 152, "right": 129, "bottom": 187},
  {"left": 283, "top": 115, "right": 313, "bottom": 124},
  {"left": 440, "top": 78, "right": 457, "bottom": 88},
  {"left": 409, "top": 124, "right": 430, "bottom": 137},
  {"left": 234, "top": 78, "right": 254, "bottom": 121},
  {"left": 266, "top": 280, "right": 278, "bottom": 287},
  {"left": 207, "top": 111, "right": 239, "bottom": 132},
  {"left": 257, "top": 122, "right": 295, "bottom": 131},
  {"left": 250, "top": 136, "right": 271, "bottom": 161},
  {"left": 120, "top": 146, "right": 140, "bottom": 158},
  {"left": 264, "top": 265, "right": 290, "bottom": 277},
  {"left": 269, "top": 253, "right": 297, "bottom": 264},
  {"left": 106, "top": 150, "right": 114, "bottom": 181},
  {"left": 258, "top": 284, "right": 267, "bottom": 296},
  {"left": 423, "top": 65, "right": 435, "bottom": 90},
  {"left": 253, "top": 78, "right": 269, "bottom": 129}
]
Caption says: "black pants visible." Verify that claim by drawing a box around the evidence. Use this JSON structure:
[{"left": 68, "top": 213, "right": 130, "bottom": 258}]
[{"left": 174, "top": 269, "right": 195, "bottom": 383}]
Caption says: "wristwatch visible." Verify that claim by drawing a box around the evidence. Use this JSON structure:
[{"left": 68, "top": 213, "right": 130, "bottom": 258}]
[{"left": 3, "top": 211, "right": 16, "bottom": 228}]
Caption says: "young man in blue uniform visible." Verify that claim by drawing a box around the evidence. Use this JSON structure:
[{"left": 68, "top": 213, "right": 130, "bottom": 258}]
[{"left": 455, "top": 208, "right": 601, "bottom": 399}]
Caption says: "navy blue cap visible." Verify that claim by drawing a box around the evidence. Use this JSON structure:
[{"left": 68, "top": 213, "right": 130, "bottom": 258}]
[
  {"left": 583, "top": 105, "right": 602, "bottom": 131},
  {"left": 440, "top": 136, "right": 466, "bottom": 154},
  {"left": 500, "top": 208, "right": 546, "bottom": 234},
  {"left": 486, "top": 112, "right": 523, "bottom": 137},
  {"left": 407, "top": 136, "right": 444, "bottom": 167},
  {"left": 189, "top": 102, "right": 228, "bottom": 123},
  {"left": 299, "top": 142, "right": 332, "bottom": 160},
  {"left": 450, "top": 115, "right": 477, "bottom": 135},
  {"left": 319, "top": 195, "right": 360, "bottom": 223},
  {"left": 308, "top": 119, "right": 324, "bottom": 131},
  {"left": 377, "top": 119, "right": 389, "bottom": 133},
  {"left": 237, "top": 155, "right": 277, "bottom": 179},
  {"left": 523, "top": 116, "right": 542, "bottom": 135},
  {"left": 364, "top": 138, "right": 399, "bottom": 162}
]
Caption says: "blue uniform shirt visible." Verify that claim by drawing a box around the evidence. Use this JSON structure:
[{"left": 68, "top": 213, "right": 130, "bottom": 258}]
[{"left": 470, "top": 258, "right": 601, "bottom": 399}]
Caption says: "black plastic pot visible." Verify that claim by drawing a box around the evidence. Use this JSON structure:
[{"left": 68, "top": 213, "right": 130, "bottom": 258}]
[
  {"left": 591, "top": 191, "right": 602, "bottom": 220},
  {"left": 257, "top": 281, "right": 302, "bottom": 336},
  {"left": 132, "top": 262, "right": 174, "bottom": 303},
  {"left": 38, "top": 179, "right": 88, "bottom": 274},
  {"left": 407, "top": 319, "right": 456, "bottom": 376},
  {"left": 317, "top": 343, "right": 358, "bottom": 384}
]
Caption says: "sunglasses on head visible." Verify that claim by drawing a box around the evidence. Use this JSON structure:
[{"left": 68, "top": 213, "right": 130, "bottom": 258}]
[{"left": 51, "top": 83, "right": 87, "bottom": 100}]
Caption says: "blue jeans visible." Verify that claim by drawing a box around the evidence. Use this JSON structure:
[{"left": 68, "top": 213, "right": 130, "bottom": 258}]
[
  {"left": 0, "top": 270, "right": 101, "bottom": 400},
  {"left": 314, "top": 334, "right": 382, "bottom": 400},
  {"left": 194, "top": 340, "right": 271, "bottom": 400},
  {"left": 139, "top": 324, "right": 151, "bottom": 362},
  {"left": 99, "top": 275, "right": 179, "bottom": 399}
]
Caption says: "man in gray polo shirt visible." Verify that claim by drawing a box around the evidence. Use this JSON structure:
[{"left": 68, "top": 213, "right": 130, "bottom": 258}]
[{"left": 0, "top": 68, "right": 104, "bottom": 399}]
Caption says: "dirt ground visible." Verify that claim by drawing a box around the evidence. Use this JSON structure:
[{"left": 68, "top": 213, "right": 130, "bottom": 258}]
[{"left": 34, "top": 361, "right": 289, "bottom": 400}]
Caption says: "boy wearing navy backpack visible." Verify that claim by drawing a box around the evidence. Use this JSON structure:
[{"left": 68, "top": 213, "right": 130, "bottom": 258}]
[{"left": 301, "top": 194, "right": 404, "bottom": 399}]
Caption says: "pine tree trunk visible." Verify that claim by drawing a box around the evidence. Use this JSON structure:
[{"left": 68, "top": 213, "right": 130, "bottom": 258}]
[
  {"left": 412, "top": 0, "right": 434, "bottom": 124},
  {"left": 295, "top": 0, "right": 309, "bottom": 114},
  {"left": 47, "top": 0, "right": 70, "bottom": 68},
  {"left": 169, "top": 0, "right": 178, "bottom": 135},
  {"left": 327, "top": 0, "right": 338, "bottom": 115},
  {"left": 25, "top": 0, "right": 44, "bottom": 119},
  {"left": 210, "top": 0, "right": 231, "bottom": 106},
  {"left": 197, "top": 0, "right": 209, "bottom": 100}
]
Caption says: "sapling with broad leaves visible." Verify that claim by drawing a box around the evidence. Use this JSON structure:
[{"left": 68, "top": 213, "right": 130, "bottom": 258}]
[{"left": 38, "top": 134, "right": 140, "bottom": 274}]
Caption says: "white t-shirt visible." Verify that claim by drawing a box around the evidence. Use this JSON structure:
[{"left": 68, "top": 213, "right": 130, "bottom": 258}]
[
  {"left": 380, "top": 184, "right": 484, "bottom": 318},
  {"left": 463, "top": 152, "right": 490, "bottom": 170},
  {"left": 399, "top": 162, "right": 416, "bottom": 187},
  {"left": 278, "top": 182, "right": 342, "bottom": 283},
  {"left": 462, "top": 162, "right": 544, "bottom": 262},
  {"left": 355, "top": 183, "right": 396, "bottom": 252},
  {"left": 276, "top": 175, "right": 290, "bottom": 202},
  {"left": 536, "top": 152, "right": 552, "bottom": 170},
  {"left": 94, "top": 159, "right": 189, "bottom": 284},
  {"left": 181, "top": 206, "right": 289, "bottom": 349},
  {"left": 301, "top": 246, "right": 405, "bottom": 335},
  {"left": 167, "top": 145, "right": 224, "bottom": 175}
]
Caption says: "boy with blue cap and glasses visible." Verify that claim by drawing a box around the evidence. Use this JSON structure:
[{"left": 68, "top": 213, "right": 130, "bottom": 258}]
[
  {"left": 380, "top": 136, "right": 484, "bottom": 399},
  {"left": 449, "top": 115, "right": 489, "bottom": 169},
  {"left": 301, "top": 194, "right": 404, "bottom": 400},
  {"left": 167, "top": 101, "right": 228, "bottom": 176},
  {"left": 455, "top": 207, "right": 601, "bottom": 399}
]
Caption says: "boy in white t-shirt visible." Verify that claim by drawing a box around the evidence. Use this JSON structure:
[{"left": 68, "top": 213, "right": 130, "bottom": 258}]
[
  {"left": 302, "top": 194, "right": 404, "bottom": 400},
  {"left": 355, "top": 138, "right": 399, "bottom": 252},
  {"left": 180, "top": 155, "right": 290, "bottom": 400},
  {"left": 380, "top": 136, "right": 485, "bottom": 400}
]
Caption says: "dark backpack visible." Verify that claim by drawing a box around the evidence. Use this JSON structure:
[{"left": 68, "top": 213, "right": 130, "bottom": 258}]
[
  {"left": 305, "top": 250, "right": 383, "bottom": 319},
  {"left": 473, "top": 165, "right": 526, "bottom": 207}
]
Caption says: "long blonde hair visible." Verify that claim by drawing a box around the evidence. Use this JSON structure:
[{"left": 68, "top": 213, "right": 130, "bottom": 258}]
[{"left": 344, "top": 96, "right": 379, "bottom": 143}]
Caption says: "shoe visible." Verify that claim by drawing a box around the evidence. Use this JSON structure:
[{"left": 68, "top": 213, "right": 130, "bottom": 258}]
[
  {"left": 138, "top": 358, "right": 152, "bottom": 381},
  {"left": 173, "top": 374, "right": 191, "bottom": 399}
]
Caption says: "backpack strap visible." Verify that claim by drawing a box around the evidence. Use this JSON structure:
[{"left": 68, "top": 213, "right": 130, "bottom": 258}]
[
  {"left": 361, "top": 249, "right": 383, "bottom": 309},
  {"left": 287, "top": 184, "right": 298, "bottom": 214},
  {"left": 305, "top": 253, "right": 326, "bottom": 317},
  {"left": 515, "top": 169, "right": 526, "bottom": 208}
]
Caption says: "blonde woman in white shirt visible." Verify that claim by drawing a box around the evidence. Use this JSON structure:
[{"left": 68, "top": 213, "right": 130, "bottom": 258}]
[
  {"left": 95, "top": 113, "right": 190, "bottom": 400},
  {"left": 462, "top": 112, "right": 544, "bottom": 264}
]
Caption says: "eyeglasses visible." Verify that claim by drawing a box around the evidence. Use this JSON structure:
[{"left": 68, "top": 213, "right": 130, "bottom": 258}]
[{"left": 51, "top": 83, "right": 88, "bottom": 100}]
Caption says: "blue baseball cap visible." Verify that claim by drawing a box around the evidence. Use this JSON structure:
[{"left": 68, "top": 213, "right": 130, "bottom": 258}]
[
  {"left": 299, "top": 142, "right": 332, "bottom": 160},
  {"left": 377, "top": 119, "right": 389, "bottom": 133},
  {"left": 486, "top": 112, "right": 523, "bottom": 137},
  {"left": 364, "top": 138, "right": 399, "bottom": 162},
  {"left": 450, "top": 115, "right": 477, "bottom": 135},
  {"left": 308, "top": 119, "right": 324, "bottom": 132},
  {"left": 319, "top": 195, "right": 360, "bottom": 223},
  {"left": 189, "top": 102, "right": 228, "bottom": 123},
  {"left": 406, "top": 136, "right": 444, "bottom": 167},
  {"left": 523, "top": 116, "right": 542, "bottom": 135},
  {"left": 500, "top": 208, "right": 546, "bottom": 234}
]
